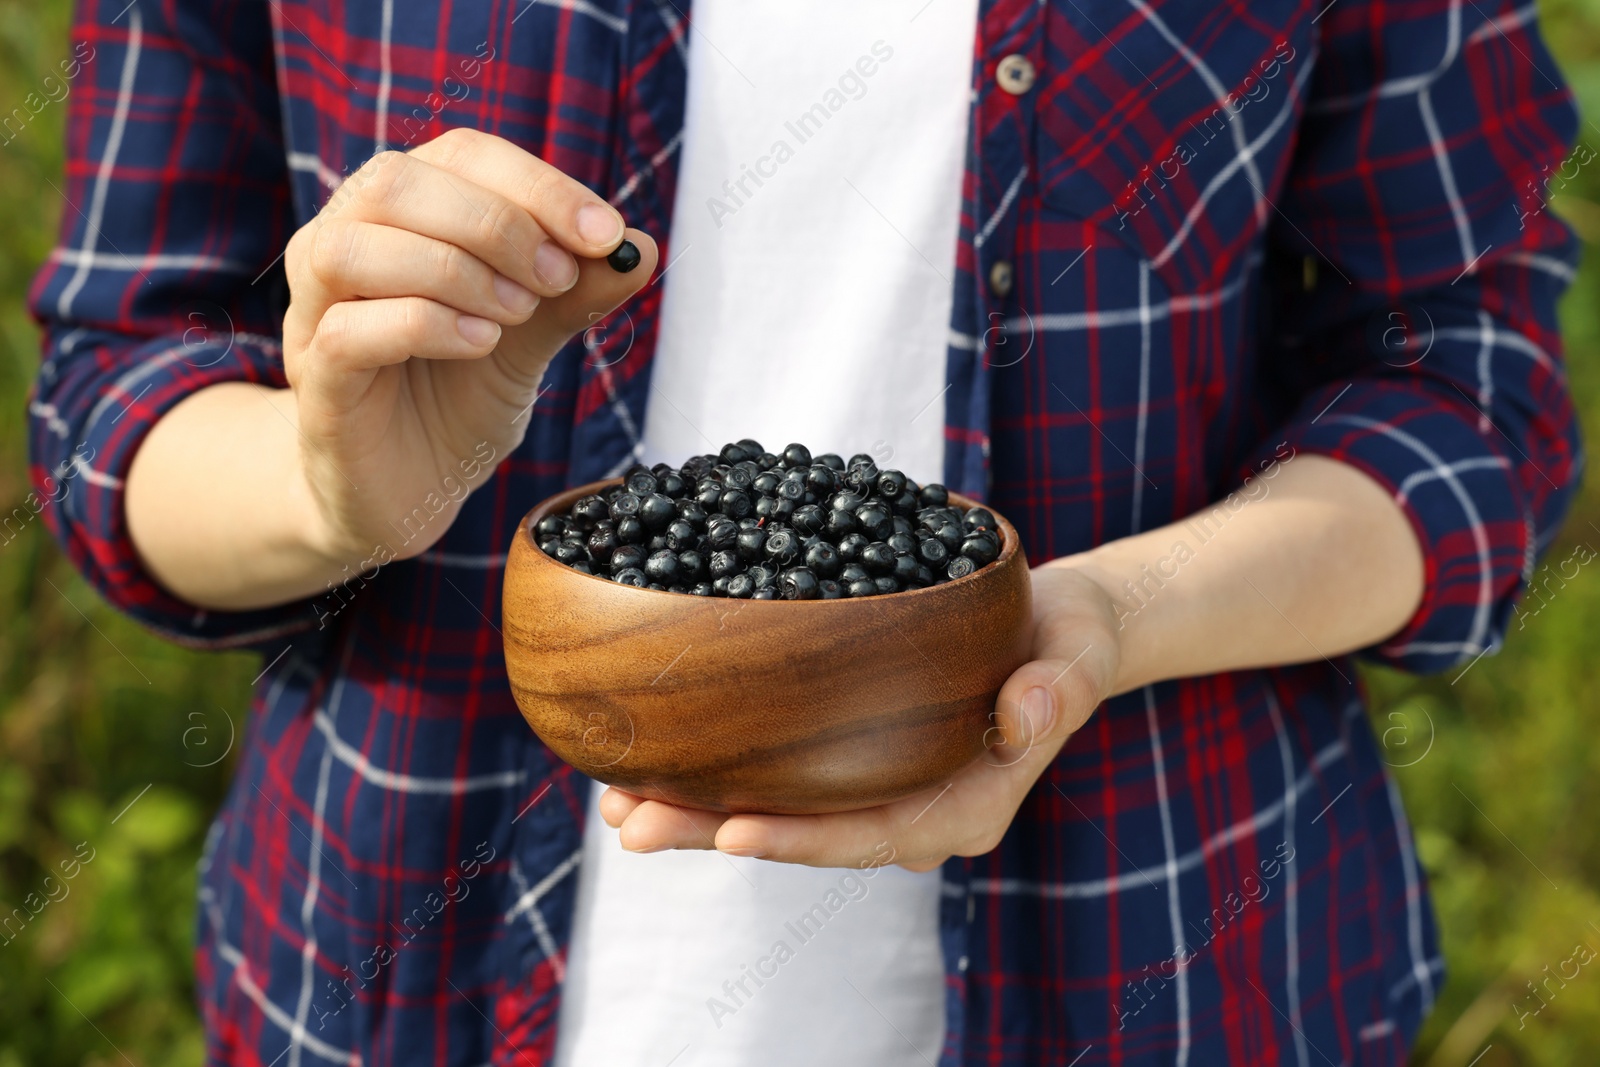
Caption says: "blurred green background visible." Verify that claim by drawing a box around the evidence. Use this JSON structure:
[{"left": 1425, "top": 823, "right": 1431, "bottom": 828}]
[{"left": 1, "top": 1, "right": 1598, "bottom": 1064}]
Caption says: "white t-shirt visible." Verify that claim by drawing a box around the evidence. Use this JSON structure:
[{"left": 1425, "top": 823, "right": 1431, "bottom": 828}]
[{"left": 552, "top": 2, "right": 978, "bottom": 1064}]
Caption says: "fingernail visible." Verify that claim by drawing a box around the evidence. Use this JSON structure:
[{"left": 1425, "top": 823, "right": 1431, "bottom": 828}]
[
  {"left": 533, "top": 240, "right": 579, "bottom": 290},
  {"left": 456, "top": 314, "right": 501, "bottom": 346},
  {"left": 576, "top": 202, "right": 625, "bottom": 247},
  {"left": 624, "top": 843, "right": 671, "bottom": 854},
  {"left": 720, "top": 845, "right": 766, "bottom": 858},
  {"left": 1021, "top": 687, "right": 1056, "bottom": 741},
  {"left": 493, "top": 273, "right": 539, "bottom": 315}
]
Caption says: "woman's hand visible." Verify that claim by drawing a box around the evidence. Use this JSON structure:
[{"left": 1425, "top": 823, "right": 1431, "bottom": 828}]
[
  {"left": 128, "top": 129, "right": 658, "bottom": 609},
  {"left": 280, "top": 128, "right": 658, "bottom": 564},
  {"left": 597, "top": 565, "right": 1124, "bottom": 871},
  {"left": 598, "top": 454, "right": 1427, "bottom": 870}
]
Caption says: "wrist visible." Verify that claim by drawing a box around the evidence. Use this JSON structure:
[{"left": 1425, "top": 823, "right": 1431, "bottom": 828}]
[
  {"left": 126, "top": 382, "right": 367, "bottom": 610},
  {"left": 282, "top": 449, "right": 352, "bottom": 571},
  {"left": 1026, "top": 558, "right": 1131, "bottom": 702},
  {"left": 1041, "top": 548, "right": 1162, "bottom": 698},
  {"left": 271, "top": 388, "right": 367, "bottom": 576}
]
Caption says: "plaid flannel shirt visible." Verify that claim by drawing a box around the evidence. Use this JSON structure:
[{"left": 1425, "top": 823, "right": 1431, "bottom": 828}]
[{"left": 27, "top": 0, "right": 1581, "bottom": 1063}]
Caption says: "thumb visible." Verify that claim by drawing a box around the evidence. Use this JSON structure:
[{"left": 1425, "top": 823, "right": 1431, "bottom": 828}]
[
  {"left": 985, "top": 624, "right": 1116, "bottom": 772},
  {"left": 495, "top": 227, "right": 660, "bottom": 382}
]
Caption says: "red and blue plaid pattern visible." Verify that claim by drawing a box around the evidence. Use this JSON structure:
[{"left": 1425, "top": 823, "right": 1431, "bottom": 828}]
[{"left": 27, "top": 0, "right": 1580, "bottom": 1063}]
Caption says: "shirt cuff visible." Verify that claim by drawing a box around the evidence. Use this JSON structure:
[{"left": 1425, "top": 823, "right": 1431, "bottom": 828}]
[
  {"left": 1238, "top": 381, "right": 1532, "bottom": 675},
  {"left": 30, "top": 328, "right": 322, "bottom": 652}
]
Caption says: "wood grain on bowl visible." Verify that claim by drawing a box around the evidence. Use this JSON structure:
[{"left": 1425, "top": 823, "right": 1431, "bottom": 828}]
[{"left": 502, "top": 479, "right": 1032, "bottom": 814}]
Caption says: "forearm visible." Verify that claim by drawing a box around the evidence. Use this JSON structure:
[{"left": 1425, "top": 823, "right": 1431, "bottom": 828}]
[
  {"left": 1056, "top": 453, "right": 1425, "bottom": 696},
  {"left": 126, "top": 382, "right": 344, "bottom": 610}
]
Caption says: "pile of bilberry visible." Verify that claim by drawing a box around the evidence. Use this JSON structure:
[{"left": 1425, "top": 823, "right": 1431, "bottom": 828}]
[{"left": 534, "top": 440, "right": 1003, "bottom": 599}]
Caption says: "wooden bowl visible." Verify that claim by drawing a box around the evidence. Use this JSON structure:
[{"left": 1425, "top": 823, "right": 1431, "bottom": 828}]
[{"left": 502, "top": 479, "right": 1032, "bottom": 814}]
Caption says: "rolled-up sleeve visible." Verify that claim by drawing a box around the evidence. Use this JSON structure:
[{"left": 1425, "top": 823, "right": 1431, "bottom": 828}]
[
  {"left": 1242, "top": 0, "right": 1582, "bottom": 674},
  {"left": 27, "top": 0, "right": 315, "bottom": 650}
]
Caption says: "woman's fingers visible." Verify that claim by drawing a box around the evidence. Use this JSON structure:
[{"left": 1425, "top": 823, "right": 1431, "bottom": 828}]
[
  {"left": 494, "top": 227, "right": 658, "bottom": 385},
  {"left": 411, "top": 128, "right": 629, "bottom": 259},
  {"left": 614, "top": 799, "right": 731, "bottom": 853},
  {"left": 597, "top": 787, "right": 646, "bottom": 828},
  {"left": 294, "top": 295, "right": 500, "bottom": 403},
  {"left": 305, "top": 219, "right": 541, "bottom": 324},
  {"left": 318, "top": 149, "right": 580, "bottom": 298},
  {"left": 609, "top": 776, "right": 983, "bottom": 870},
  {"left": 283, "top": 131, "right": 659, "bottom": 393},
  {"left": 286, "top": 294, "right": 499, "bottom": 409},
  {"left": 710, "top": 774, "right": 999, "bottom": 870}
]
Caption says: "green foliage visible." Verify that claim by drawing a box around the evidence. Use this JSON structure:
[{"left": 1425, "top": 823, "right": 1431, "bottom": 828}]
[
  {"left": 1, "top": 0, "right": 1599, "bottom": 1064},
  {"left": 0, "top": 10, "right": 256, "bottom": 1060}
]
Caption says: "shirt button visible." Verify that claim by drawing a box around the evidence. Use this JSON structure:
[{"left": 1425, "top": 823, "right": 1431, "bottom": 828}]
[
  {"left": 995, "top": 54, "right": 1036, "bottom": 95},
  {"left": 958, "top": 955, "right": 970, "bottom": 972},
  {"left": 989, "top": 259, "right": 1014, "bottom": 299}
]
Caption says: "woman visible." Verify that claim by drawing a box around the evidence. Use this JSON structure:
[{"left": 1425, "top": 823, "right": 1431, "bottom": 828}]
[{"left": 28, "top": 0, "right": 1579, "bottom": 1063}]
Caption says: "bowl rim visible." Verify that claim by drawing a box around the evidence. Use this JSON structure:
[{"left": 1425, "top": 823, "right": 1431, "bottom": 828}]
[{"left": 515, "top": 476, "right": 1023, "bottom": 606}]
